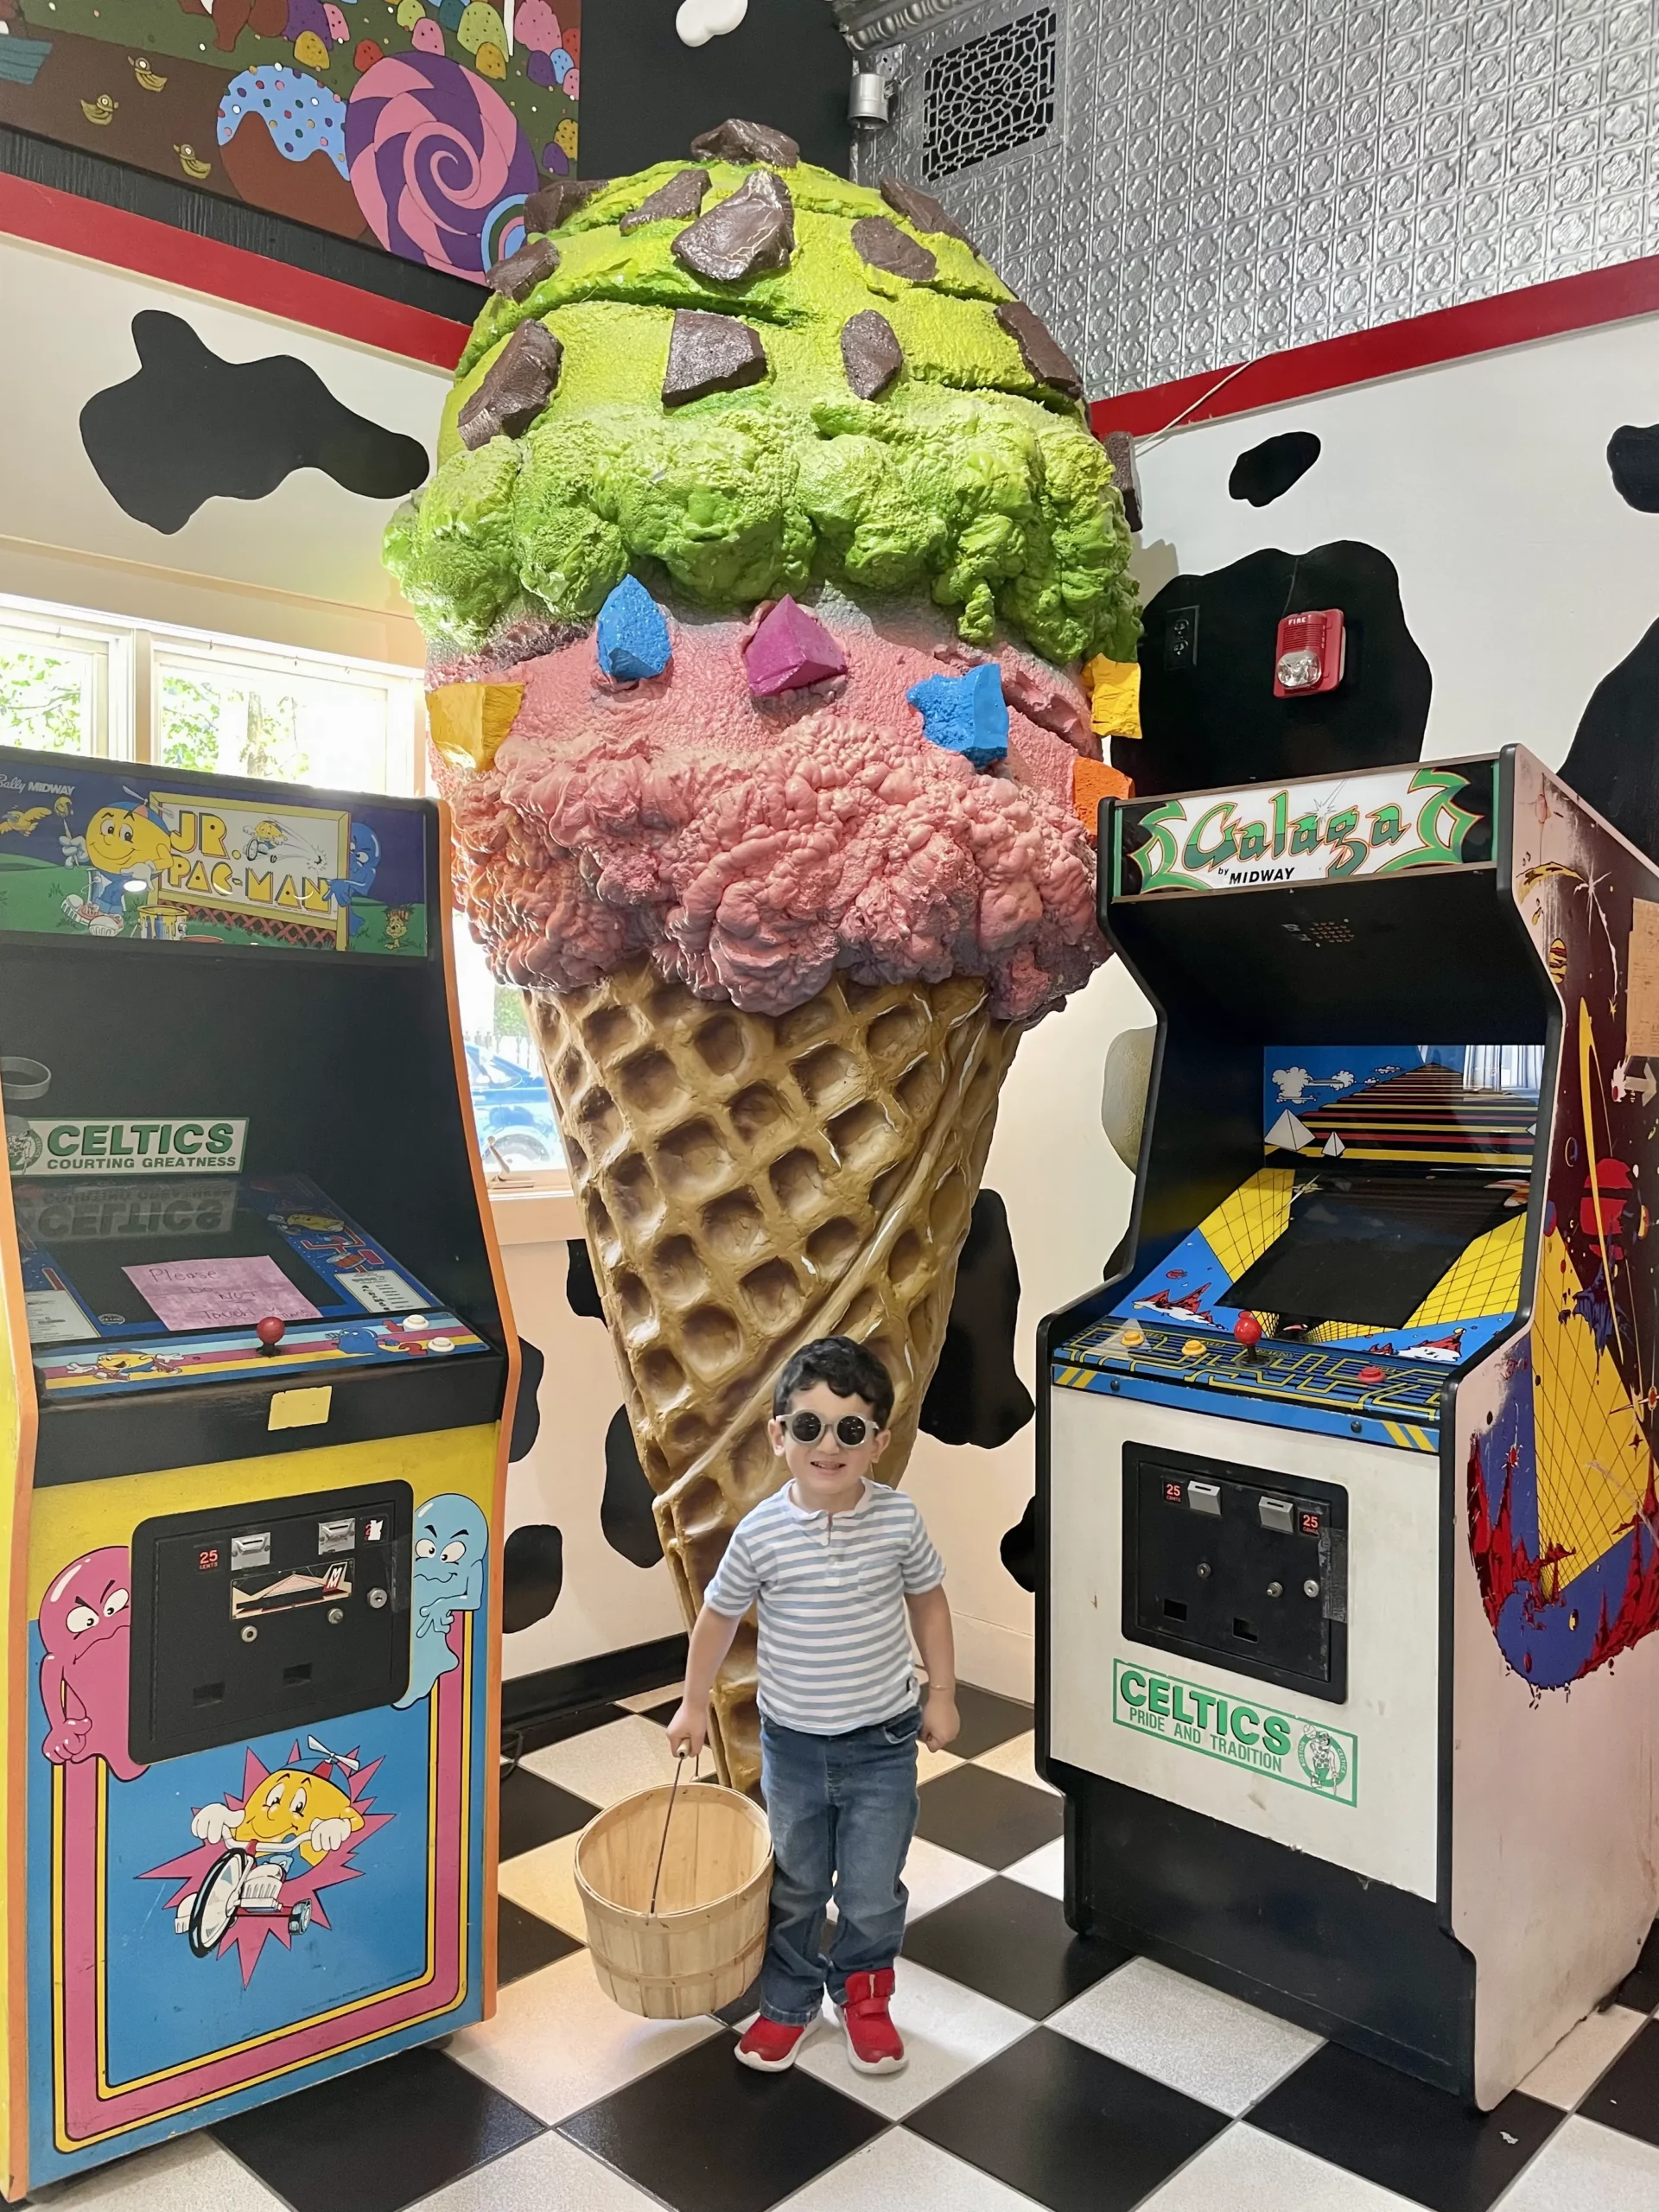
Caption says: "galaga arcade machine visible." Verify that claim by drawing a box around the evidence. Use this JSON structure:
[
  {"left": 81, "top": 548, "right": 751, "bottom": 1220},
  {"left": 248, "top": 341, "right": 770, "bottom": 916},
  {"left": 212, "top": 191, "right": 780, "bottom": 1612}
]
[
  {"left": 0, "top": 750, "right": 517, "bottom": 2191},
  {"left": 1040, "top": 747, "right": 1659, "bottom": 2106}
]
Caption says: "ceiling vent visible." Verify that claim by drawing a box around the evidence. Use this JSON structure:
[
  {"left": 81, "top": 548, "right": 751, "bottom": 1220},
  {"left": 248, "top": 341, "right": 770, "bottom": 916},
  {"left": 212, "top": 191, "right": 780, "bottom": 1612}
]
[{"left": 922, "top": 5, "right": 1057, "bottom": 181}]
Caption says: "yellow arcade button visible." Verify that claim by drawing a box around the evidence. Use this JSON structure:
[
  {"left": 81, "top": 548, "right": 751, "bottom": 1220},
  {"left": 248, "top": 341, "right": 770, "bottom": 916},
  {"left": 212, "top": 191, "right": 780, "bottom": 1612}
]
[
  {"left": 1120, "top": 1324, "right": 1146, "bottom": 1348},
  {"left": 1181, "top": 1338, "right": 1205, "bottom": 1357}
]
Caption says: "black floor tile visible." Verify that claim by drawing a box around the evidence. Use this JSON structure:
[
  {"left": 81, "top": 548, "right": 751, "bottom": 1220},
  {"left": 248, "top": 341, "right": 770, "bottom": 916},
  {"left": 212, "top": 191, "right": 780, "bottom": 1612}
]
[
  {"left": 214, "top": 2046, "right": 543, "bottom": 2212},
  {"left": 1611, "top": 1920, "right": 1659, "bottom": 2013},
  {"left": 498, "top": 1765, "right": 600, "bottom": 1861},
  {"left": 913, "top": 1763, "right": 1064, "bottom": 1869},
  {"left": 907, "top": 2024, "right": 1226, "bottom": 2212},
  {"left": 638, "top": 1698, "right": 682, "bottom": 1726},
  {"left": 1581, "top": 2014, "right": 1659, "bottom": 2145},
  {"left": 1250, "top": 2041, "right": 1560, "bottom": 2212},
  {"left": 505, "top": 1700, "right": 628, "bottom": 1759},
  {"left": 902, "top": 1877, "right": 1129, "bottom": 2018},
  {"left": 560, "top": 2031, "right": 887, "bottom": 2212},
  {"left": 950, "top": 1684, "right": 1035, "bottom": 1761},
  {"left": 498, "top": 1896, "right": 582, "bottom": 1986}
]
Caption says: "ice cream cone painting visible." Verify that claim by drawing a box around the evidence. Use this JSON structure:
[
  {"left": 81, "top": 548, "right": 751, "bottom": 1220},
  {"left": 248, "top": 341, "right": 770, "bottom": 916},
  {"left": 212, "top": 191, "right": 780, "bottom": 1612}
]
[{"left": 388, "top": 124, "right": 1138, "bottom": 1788}]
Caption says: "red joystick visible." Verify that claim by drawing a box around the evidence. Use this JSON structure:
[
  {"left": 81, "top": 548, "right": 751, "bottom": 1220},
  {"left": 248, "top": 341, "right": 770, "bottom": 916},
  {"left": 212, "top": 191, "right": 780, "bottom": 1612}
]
[
  {"left": 1233, "top": 1311, "right": 1263, "bottom": 1360},
  {"left": 256, "top": 1316, "right": 286, "bottom": 1355}
]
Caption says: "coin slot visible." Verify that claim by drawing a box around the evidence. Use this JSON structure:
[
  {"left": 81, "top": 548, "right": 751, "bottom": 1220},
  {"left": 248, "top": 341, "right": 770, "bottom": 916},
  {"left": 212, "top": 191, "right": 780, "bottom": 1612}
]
[
  {"left": 1162, "top": 1597, "right": 1188, "bottom": 1621},
  {"left": 1233, "top": 1618, "right": 1259, "bottom": 1643},
  {"left": 192, "top": 1681, "right": 224, "bottom": 1707},
  {"left": 282, "top": 1662, "right": 313, "bottom": 1687}
]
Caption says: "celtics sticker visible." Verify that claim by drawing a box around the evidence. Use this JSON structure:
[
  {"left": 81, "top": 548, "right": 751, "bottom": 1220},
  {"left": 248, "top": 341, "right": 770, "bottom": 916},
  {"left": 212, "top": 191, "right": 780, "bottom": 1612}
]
[{"left": 1112, "top": 1659, "right": 1358, "bottom": 1807}]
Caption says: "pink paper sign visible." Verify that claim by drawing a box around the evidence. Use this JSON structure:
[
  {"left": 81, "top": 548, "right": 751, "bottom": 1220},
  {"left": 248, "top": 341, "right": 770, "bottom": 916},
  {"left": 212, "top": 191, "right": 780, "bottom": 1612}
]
[{"left": 124, "top": 1255, "right": 321, "bottom": 1332}]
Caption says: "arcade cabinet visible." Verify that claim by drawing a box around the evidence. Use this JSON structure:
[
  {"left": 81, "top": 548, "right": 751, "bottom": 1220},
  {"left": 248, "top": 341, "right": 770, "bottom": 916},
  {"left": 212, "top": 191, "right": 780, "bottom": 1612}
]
[
  {"left": 1040, "top": 748, "right": 1659, "bottom": 2107},
  {"left": 0, "top": 749, "right": 517, "bottom": 2191}
]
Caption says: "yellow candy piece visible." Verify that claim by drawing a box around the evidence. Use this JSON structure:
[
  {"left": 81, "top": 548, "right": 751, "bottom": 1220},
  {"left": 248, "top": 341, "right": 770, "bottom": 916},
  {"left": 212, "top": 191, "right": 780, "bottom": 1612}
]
[
  {"left": 293, "top": 29, "right": 331, "bottom": 66},
  {"left": 1082, "top": 653, "right": 1141, "bottom": 741},
  {"left": 474, "top": 39, "right": 506, "bottom": 74},
  {"left": 426, "top": 680, "right": 524, "bottom": 771}
]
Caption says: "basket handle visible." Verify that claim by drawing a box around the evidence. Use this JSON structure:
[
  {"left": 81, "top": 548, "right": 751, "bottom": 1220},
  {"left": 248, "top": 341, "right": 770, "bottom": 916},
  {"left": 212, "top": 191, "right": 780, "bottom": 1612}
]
[{"left": 649, "top": 1746, "right": 700, "bottom": 1916}]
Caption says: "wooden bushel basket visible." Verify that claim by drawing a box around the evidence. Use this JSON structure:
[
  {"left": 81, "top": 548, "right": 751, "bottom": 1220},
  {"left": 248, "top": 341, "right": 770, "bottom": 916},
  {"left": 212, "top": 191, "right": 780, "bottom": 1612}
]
[{"left": 573, "top": 1759, "right": 773, "bottom": 2019}]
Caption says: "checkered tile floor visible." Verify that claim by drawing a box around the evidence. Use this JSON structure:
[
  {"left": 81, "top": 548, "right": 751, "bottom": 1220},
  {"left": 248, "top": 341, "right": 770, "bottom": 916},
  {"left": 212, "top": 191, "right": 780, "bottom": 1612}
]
[{"left": 35, "top": 1686, "right": 1659, "bottom": 2211}]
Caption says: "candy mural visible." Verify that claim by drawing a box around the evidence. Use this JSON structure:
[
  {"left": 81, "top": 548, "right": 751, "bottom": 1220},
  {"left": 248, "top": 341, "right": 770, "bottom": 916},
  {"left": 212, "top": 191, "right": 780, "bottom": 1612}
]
[{"left": 0, "top": 0, "right": 579, "bottom": 280}]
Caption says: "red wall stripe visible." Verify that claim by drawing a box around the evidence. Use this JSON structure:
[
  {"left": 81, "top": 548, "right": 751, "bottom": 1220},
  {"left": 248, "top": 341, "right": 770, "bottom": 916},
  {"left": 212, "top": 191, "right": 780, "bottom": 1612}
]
[
  {"left": 0, "top": 174, "right": 473, "bottom": 370},
  {"left": 1089, "top": 253, "right": 1659, "bottom": 437}
]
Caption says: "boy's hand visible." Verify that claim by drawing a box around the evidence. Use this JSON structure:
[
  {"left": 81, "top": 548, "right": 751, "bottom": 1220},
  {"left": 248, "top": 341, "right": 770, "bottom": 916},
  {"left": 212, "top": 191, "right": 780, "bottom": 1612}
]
[
  {"left": 665, "top": 1701, "right": 707, "bottom": 1761},
  {"left": 921, "top": 1688, "right": 959, "bottom": 1753}
]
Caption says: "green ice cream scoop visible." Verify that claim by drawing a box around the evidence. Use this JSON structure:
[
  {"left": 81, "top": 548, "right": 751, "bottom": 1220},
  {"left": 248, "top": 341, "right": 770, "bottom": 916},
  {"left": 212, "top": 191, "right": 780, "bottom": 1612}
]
[{"left": 385, "top": 126, "right": 1139, "bottom": 667}]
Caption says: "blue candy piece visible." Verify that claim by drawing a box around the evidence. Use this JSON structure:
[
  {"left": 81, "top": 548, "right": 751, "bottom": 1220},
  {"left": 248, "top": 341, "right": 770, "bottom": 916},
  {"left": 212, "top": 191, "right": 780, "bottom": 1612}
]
[
  {"left": 595, "top": 575, "right": 672, "bottom": 682},
  {"left": 905, "top": 664, "right": 1008, "bottom": 770}
]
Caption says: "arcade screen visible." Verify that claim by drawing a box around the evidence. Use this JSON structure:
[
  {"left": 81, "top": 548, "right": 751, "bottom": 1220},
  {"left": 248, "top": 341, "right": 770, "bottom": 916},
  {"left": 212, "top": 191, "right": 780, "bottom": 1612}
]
[{"left": 1222, "top": 1173, "right": 1516, "bottom": 1329}]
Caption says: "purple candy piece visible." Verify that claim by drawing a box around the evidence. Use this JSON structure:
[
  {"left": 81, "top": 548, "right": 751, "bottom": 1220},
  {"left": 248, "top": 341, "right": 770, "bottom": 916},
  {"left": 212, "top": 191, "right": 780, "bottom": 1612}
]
[
  {"left": 743, "top": 596, "right": 847, "bottom": 697},
  {"left": 526, "top": 48, "right": 556, "bottom": 86}
]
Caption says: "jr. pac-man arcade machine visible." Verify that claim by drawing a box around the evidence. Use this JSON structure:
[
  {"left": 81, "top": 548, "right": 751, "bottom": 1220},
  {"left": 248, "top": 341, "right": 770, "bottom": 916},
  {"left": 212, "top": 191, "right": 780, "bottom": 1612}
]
[
  {"left": 1041, "top": 748, "right": 1659, "bottom": 2107},
  {"left": 0, "top": 748, "right": 516, "bottom": 2191}
]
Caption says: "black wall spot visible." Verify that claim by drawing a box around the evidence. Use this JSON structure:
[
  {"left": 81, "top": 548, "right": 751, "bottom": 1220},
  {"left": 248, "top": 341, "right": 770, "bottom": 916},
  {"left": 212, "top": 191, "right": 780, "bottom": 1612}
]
[
  {"left": 919, "top": 1190, "right": 1034, "bottom": 1450},
  {"left": 1000, "top": 1497, "right": 1037, "bottom": 1593},
  {"left": 602, "top": 1405, "right": 663, "bottom": 1568},
  {"left": 502, "top": 1522, "right": 564, "bottom": 1631},
  {"left": 509, "top": 1338, "right": 544, "bottom": 1463},
  {"left": 566, "top": 1237, "right": 606, "bottom": 1321},
  {"left": 1608, "top": 424, "right": 1659, "bottom": 512},
  {"left": 79, "top": 311, "right": 429, "bottom": 536},
  {"left": 1560, "top": 618, "right": 1659, "bottom": 864},
  {"left": 579, "top": 2, "right": 849, "bottom": 175},
  {"left": 1228, "top": 430, "right": 1321, "bottom": 507},
  {"left": 1125, "top": 543, "right": 1431, "bottom": 796}
]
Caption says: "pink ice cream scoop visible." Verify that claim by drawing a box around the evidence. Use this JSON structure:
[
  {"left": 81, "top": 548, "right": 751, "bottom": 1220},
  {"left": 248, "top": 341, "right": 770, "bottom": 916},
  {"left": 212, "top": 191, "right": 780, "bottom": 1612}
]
[
  {"left": 38, "top": 1544, "right": 146, "bottom": 1783},
  {"left": 443, "top": 594, "right": 1114, "bottom": 1023}
]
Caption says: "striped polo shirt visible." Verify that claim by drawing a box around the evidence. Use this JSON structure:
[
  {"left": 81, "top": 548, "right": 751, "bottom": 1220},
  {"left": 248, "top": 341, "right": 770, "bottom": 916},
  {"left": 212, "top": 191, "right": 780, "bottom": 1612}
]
[{"left": 703, "top": 1479, "right": 945, "bottom": 1734}]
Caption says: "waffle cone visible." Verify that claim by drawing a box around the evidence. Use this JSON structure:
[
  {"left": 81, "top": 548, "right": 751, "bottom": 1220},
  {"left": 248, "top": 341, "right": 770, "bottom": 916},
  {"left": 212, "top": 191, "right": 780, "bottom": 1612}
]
[{"left": 527, "top": 960, "right": 1021, "bottom": 1792}]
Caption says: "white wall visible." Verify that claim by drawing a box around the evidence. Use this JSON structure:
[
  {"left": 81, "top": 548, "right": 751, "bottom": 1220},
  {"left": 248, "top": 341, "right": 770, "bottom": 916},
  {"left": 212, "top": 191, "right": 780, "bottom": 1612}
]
[{"left": 909, "top": 308, "right": 1659, "bottom": 1701}]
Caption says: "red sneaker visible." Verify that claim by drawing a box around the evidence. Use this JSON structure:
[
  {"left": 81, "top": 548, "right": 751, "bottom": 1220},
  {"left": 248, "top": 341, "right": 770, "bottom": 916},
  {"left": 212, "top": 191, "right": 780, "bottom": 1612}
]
[
  {"left": 836, "top": 1969, "right": 906, "bottom": 2074},
  {"left": 735, "top": 2013, "right": 818, "bottom": 2073}
]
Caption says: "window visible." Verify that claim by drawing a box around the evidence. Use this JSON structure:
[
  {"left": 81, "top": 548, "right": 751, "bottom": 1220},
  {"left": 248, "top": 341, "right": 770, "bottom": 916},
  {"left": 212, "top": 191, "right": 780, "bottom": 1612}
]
[
  {"left": 0, "top": 610, "right": 129, "bottom": 757},
  {"left": 452, "top": 915, "right": 565, "bottom": 1186},
  {"left": 154, "top": 643, "right": 415, "bottom": 794}
]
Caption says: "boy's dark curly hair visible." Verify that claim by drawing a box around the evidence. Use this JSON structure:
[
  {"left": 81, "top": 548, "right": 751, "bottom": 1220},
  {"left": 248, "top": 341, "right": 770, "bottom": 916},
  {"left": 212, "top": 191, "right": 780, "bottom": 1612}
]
[{"left": 772, "top": 1336, "right": 894, "bottom": 1429}]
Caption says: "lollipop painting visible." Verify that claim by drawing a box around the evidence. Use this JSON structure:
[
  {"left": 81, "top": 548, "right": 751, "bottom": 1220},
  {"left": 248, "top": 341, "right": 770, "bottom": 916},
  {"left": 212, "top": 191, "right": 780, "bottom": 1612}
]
[{"left": 389, "top": 127, "right": 1138, "bottom": 1789}]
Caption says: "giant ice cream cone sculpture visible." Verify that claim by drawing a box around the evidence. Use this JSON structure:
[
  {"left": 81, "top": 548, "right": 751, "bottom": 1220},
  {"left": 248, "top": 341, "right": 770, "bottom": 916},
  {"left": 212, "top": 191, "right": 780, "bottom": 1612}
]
[{"left": 388, "top": 120, "right": 1138, "bottom": 1789}]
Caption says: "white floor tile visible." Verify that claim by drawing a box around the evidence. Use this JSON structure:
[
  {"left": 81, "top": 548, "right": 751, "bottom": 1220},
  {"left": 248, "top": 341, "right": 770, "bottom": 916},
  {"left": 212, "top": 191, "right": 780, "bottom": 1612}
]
[
  {"left": 616, "top": 1682, "right": 683, "bottom": 1714},
  {"left": 498, "top": 1831, "right": 590, "bottom": 1942},
  {"left": 1002, "top": 1837, "right": 1065, "bottom": 1899},
  {"left": 449, "top": 1948, "right": 719, "bottom": 2125},
  {"left": 1494, "top": 2114, "right": 1659, "bottom": 2211},
  {"left": 522, "top": 1716, "right": 683, "bottom": 1808},
  {"left": 1516, "top": 2005, "right": 1646, "bottom": 2109},
  {"left": 900, "top": 1834, "right": 999, "bottom": 1922},
  {"left": 39, "top": 2133, "right": 281, "bottom": 2209},
  {"left": 916, "top": 1744, "right": 965, "bottom": 1787},
  {"left": 416, "top": 2127, "right": 659, "bottom": 2210},
  {"left": 1049, "top": 1956, "right": 1321, "bottom": 2116},
  {"left": 774, "top": 2126, "right": 1048, "bottom": 2210},
  {"left": 796, "top": 1958, "right": 1033, "bottom": 2120},
  {"left": 969, "top": 1733, "right": 1058, "bottom": 1796},
  {"left": 1135, "top": 2121, "right": 1420, "bottom": 2209}
]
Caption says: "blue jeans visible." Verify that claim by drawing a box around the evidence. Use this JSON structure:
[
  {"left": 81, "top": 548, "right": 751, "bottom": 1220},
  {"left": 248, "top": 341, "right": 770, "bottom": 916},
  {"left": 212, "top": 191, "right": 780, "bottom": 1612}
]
[{"left": 757, "top": 1707, "right": 921, "bottom": 2026}]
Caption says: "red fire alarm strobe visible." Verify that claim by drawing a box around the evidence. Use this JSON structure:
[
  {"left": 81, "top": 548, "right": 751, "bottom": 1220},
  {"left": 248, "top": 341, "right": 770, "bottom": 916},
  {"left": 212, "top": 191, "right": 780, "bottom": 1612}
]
[{"left": 1274, "top": 608, "right": 1345, "bottom": 697}]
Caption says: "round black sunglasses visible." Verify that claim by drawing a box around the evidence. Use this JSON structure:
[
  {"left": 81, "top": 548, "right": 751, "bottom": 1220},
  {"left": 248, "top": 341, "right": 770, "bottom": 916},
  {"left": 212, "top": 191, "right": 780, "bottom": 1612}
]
[{"left": 783, "top": 1410, "right": 878, "bottom": 1446}]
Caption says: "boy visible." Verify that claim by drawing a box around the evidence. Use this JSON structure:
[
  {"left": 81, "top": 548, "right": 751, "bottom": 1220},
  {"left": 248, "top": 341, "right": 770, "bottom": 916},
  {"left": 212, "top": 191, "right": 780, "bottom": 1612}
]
[{"left": 667, "top": 1336, "right": 958, "bottom": 2075}]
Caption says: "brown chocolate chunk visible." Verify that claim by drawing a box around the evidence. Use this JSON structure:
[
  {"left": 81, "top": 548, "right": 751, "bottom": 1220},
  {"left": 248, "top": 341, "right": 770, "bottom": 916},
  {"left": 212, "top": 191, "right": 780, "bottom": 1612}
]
[
  {"left": 995, "top": 300, "right": 1083, "bottom": 398},
  {"left": 485, "top": 234, "right": 559, "bottom": 302},
  {"left": 840, "top": 309, "right": 903, "bottom": 400},
  {"left": 620, "top": 167, "right": 710, "bottom": 232},
  {"left": 1103, "top": 429, "right": 1142, "bottom": 531},
  {"left": 671, "top": 170, "right": 794, "bottom": 283},
  {"left": 850, "top": 215, "right": 937, "bottom": 284},
  {"left": 457, "top": 320, "right": 563, "bottom": 448},
  {"left": 661, "top": 309, "right": 767, "bottom": 405},
  {"left": 879, "top": 175, "right": 976, "bottom": 251},
  {"left": 689, "top": 118, "right": 799, "bottom": 168},
  {"left": 523, "top": 175, "right": 607, "bottom": 232}
]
